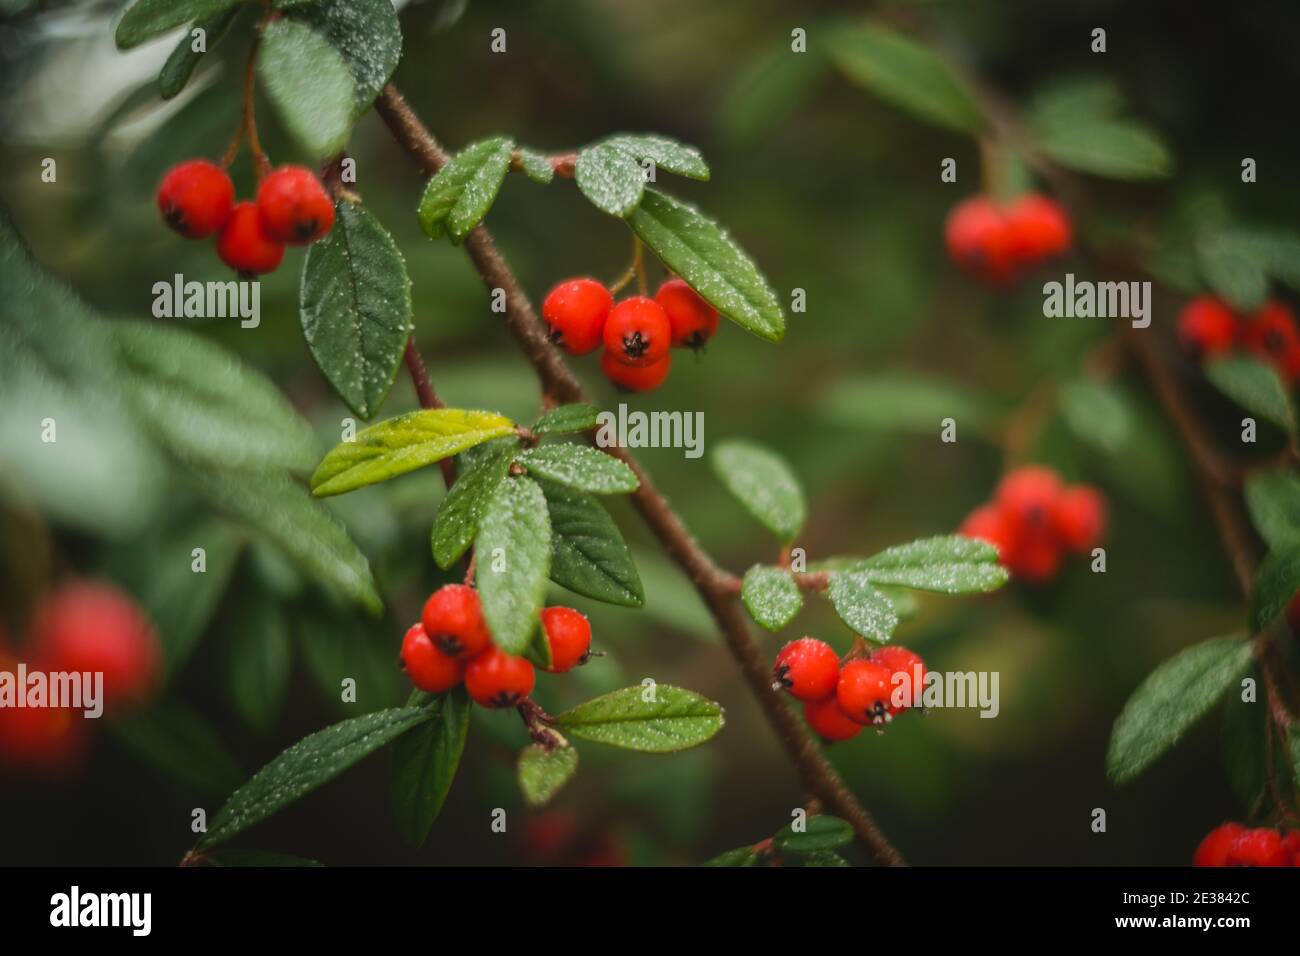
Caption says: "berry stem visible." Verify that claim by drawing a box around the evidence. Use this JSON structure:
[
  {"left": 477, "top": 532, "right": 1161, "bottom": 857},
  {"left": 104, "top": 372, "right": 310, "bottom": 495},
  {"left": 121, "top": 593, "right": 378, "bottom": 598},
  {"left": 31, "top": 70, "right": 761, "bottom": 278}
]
[
  {"left": 517, "top": 697, "right": 566, "bottom": 749},
  {"left": 240, "top": 32, "right": 272, "bottom": 180}
]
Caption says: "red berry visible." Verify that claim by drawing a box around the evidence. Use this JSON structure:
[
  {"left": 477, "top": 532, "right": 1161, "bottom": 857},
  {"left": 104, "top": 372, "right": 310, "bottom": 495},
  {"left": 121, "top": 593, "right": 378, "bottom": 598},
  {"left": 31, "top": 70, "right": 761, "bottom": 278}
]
[
  {"left": 0, "top": 700, "right": 86, "bottom": 774},
  {"left": 216, "top": 201, "right": 285, "bottom": 275},
  {"left": 256, "top": 166, "right": 335, "bottom": 245},
  {"left": 996, "top": 465, "right": 1064, "bottom": 537},
  {"left": 157, "top": 159, "right": 234, "bottom": 238},
  {"left": 1242, "top": 300, "right": 1300, "bottom": 383},
  {"left": 399, "top": 623, "right": 463, "bottom": 693},
  {"left": 802, "top": 696, "right": 863, "bottom": 742},
  {"left": 421, "top": 584, "right": 492, "bottom": 659},
  {"left": 1177, "top": 297, "right": 1239, "bottom": 358},
  {"left": 1003, "top": 529, "right": 1063, "bottom": 582},
  {"left": 1005, "top": 193, "right": 1072, "bottom": 262},
  {"left": 1282, "top": 830, "right": 1300, "bottom": 865},
  {"left": 1053, "top": 485, "right": 1107, "bottom": 553},
  {"left": 543, "top": 278, "right": 613, "bottom": 355},
  {"left": 602, "top": 296, "right": 672, "bottom": 367},
  {"left": 1194, "top": 823, "right": 1246, "bottom": 867},
  {"left": 464, "top": 646, "right": 535, "bottom": 708},
  {"left": 1224, "top": 827, "right": 1291, "bottom": 867},
  {"left": 959, "top": 504, "right": 1015, "bottom": 561},
  {"left": 600, "top": 348, "right": 671, "bottom": 392},
  {"left": 539, "top": 606, "right": 592, "bottom": 673},
  {"left": 945, "top": 196, "right": 1017, "bottom": 286},
  {"left": 836, "top": 659, "right": 895, "bottom": 726},
  {"left": 870, "top": 645, "right": 926, "bottom": 715},
  {"left": 772, "top": 637, "right": 840, "bottom": 701},
  {"left": 655, "top": 278, "right": 720, "bottom": 350},
  {"left": 30, "top": 581, "right": 160, "bottom": 710}
]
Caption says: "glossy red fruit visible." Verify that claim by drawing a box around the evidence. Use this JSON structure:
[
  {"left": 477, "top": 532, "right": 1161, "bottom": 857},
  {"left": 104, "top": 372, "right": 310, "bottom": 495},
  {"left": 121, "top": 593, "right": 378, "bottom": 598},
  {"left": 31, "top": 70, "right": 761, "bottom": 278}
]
[
  {"left": 464, "top": 646, "right": 535, "bottom": 708},
  {"left": 1177, "top": 297, "right": 1239, "bottom": 359},
  {"left": 772, "top": 637, "right": 840, "bottom": 702},
  {"left": 1002, "top": 529, "right": 1063, "bottom": 582},
  {"left": 945, "top": 196, "right": 1017, "bottom": 286},
  {"left": 421, "top": 584, "right": 492, "bottom": 659},
  {"left": 216, "top": 201, "right": 285, "bottom": 275},
  {"left": 543, "top": 278, "right": 614, "bottom": 355},
  {"left": 602, "top": 296, "right": 672, "bottom": 367},
  {"left": 655, "top": 278, "right": 720, "bottom": 349},
  {"left": 1224, "top": 827, "right": 1291, "bottom": 867},
  {"left": 1005, "top": 193, "right": 1072, "bottom": 262},
  {"left": 1053, "top": 485, "right": 1107, "bottom": 553},
  {"left": 836, "top": 659, "right": 895, "bottom": 727},
  {"left": 399, "top": 623, "right": 463, "bottom": 693},
  {"left": 1194, "top": 823, "right": 1246, "bottom": 867},
  {"left": 157, "top": 159, "right": 235, "bottom": 238},
  {"left": 256, "top": 166, "right": 335, "bottom": 245},
  {"left": 30, "top": 581, "right": 160, "bottom": 710},
  {"left": 1281, "top": 830, "right": 1300, "bottom": 865},
  {"left": 870, "top": 645, "right": 926, "bottom": 715},
  {"left": 1242, "top": 300, "right": 1300, "bottom": 383},
  {"left": 539, "top": 606, "right": 592, "bottom": 673},
  {"left": 802, "top": 696, "right": 862, "bottom": 742},
  {"left": 600, "top": 348, "right": 671, "bottom": 392},
  {"left": 996, "top": 466, "right": 1064, "bottom": 537},
  {"left": 959, "top": 504, "right": 1016, "bottom": 561}
]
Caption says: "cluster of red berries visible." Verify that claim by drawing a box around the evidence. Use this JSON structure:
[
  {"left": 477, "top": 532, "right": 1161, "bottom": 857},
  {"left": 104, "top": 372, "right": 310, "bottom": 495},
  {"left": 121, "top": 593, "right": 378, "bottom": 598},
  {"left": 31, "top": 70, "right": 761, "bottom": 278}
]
[
  {"left": 771, "top": 637, "right": 926, "bottom": 743},
  {"left": 0, "top": 582, "right": 160, "bottom": 774},
  {"left": 156, "top": 160, "right": 335, "bottom": 276},
  {"left": 542, "top": 277, "right": 719, "bottom": 392},
  {"left": 959, "top": 465, "right": 1106, "bottom": 582},
  {"left": 1194, "top": 823, "right": 1300, "bottom": 867},
  {"left": 1177, "top": 295, "right": 1300, "bottom": 385},
  {"left": 400, "top": 584, "right": 592, "bottom": 707},
  {"left": 945, "top": 193, "right": 1073, "bottom": 286}
]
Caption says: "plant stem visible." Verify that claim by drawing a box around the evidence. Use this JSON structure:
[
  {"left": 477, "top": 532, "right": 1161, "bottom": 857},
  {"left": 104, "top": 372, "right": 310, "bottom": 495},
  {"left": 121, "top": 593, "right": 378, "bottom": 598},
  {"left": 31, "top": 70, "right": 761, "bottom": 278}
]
[
  {"left": 403, "top": 336, "right": 456, "bottom": 488},
  {"left": 374, "top": 83, "right": 905, "bottom": 865}
]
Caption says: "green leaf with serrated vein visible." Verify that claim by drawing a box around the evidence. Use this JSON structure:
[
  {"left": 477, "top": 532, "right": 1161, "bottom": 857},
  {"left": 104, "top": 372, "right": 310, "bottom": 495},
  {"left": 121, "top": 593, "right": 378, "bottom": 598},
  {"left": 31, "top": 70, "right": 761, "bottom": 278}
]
[
  {"left": 540, "top": 479, "right": 644, "bottom": 607},
  {"left": 1250, "top": 544, "right": 1300, "bottom": 633},
  {"left": 116, "top": 0, "right": 241, "bottom": 50},
  {"left": 198, "top": 704, "right": 437, "bottom": 849},
  {"left": 257, "top": 18, "right": 353, "bottom": 159},
  {"left": 702, "top": 846, "right": 758, "bottom": 867},
  {"left": 518, "top": 744, "right": 578, "bottom": 808},
  {"left": 1034, "top": 119, "right": 1172, "bottom": 181},
  {"left": 555, "top": 685, "right": 724, "bottom": 753},
  {"left": 520, "top": 444, "right": 638, "bottom": 494},
  {"left": 475, "top": 477, "right": 551, "bottom": 655},
  {"left": 432, "top": 440, "right": 515, "bottom": 569},
  {"left": 828, "top": 572, "right": 897, "bottom": 643},
  {"left": 855, "top": 534, "right": 1008, "bottom": 594},
  {"left": 301, "top": 201, "right": 412, "bottom": 420},
  {"left": 392, "top": 687, "right": 470, "bottom": 846},
  {"left": 311, "top": 409, "right": 515, "bottom": 497},
  {"left": 575, "top": 143, "right": 644, "bottom": 217},
  {"left": 628, "top": 189, "right": 784, "bottom": 342},
  {"left": 1245, "top": 469, "right": 1300, "bottom": 549},
  {"left": 516, "top": 149, "right": 554, "bottom": 184},
  {"left": 741, "top": 565, "right": 802, "bottom": 631},
  {"left": 159, "top": 8, "right": 239, "bottom": 100},
  {"left": 711, "top": 438, "right": 805, "bottom": 541},
  {"left": 603, "top": 133, "right": 710, "bottom": 180},
  {"left": 418, "top": 137, "right": 514, "bottom": 242},
  {"left": 1106, "top": 636, "right": 1252, "bottom": 784},
  {"left": 111, "top": 321, "right": 317, "bottom": 473},
  {"left": 773, "top": 815, "right": 853, "bottom": 854},
  {"left": 803, "top": 850, "right": 851, "bottom": 867},
  {"left": 534, "top": 403, "right": 601, "bottom": 435},
  {"left": 1205, "top": 355, "right": 1296, "bottom": 435},
  {"left": 290, "top": 0, "right": 401, "bottom": 114}
]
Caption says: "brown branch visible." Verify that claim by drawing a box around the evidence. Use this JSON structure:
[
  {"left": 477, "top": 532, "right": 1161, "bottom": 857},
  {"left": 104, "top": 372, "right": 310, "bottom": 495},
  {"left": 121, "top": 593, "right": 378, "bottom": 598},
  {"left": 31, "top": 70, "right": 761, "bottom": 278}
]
[
  {"left": 375, "top": 83, "right": 905, "bottom": 865},
  {"left": 403, "top": 333, "right": 456, "bottom": 489}
]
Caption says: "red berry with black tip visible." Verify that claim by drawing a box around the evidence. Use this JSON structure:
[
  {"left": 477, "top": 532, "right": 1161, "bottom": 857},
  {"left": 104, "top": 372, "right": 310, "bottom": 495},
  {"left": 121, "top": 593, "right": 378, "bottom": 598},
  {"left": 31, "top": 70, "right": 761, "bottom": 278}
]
[
  {"left": 602, "top": 296, "right": 672, "bottom": 367},
  {"left": 256, "top": 165, "right": 335, "bottom": 245},
  {"left": 539, "top": 606, "right": 592, "bottom": 673},
  {"left": 400, "top": 623, "right": 463, "bottom": 693},
  {"left": 217, "top": 201, "right": 284, "bottom": 276},
  {"left": 996, "top": 466, "right": 1064, "bottom": 536},
  {"left": 1053, "top": 485, "right": 1107, "bottom": 553},
  {"left": 600, "top": 348, "right": 671, "bottom": 392},
  {"left": 1177, "top": 296, "right": 1238, "bottom": 358},
  {"left": 1242, "top": 300, "right": 1300, "bottom": 383},
  {"left": 772, "top": 637, "right": 840, "bottom": 702},
  {"left": 421, "top": 584, "right": 492, "bottom": 659},
  {"left": 803, "top": 696, "right": 862, "bottom": 743},
  {"left": 464, "top": 646, "right": 535, "bottom": 708},
  {"left": 157, "top": 159, "right": 234, "bottom": 238},
  {"left": 543, "top": 278, "right": 613, "bottom": 355},
  {"left": 870, "top": 645, "right": 926, "bottom": 715},
  {"left": 655, "top": 278, "right": 719, "bottom": 349},
  {"left": 836, "top": 659, "right": 895, "bottom": 726},
  {"left": 945, "top": 196, "right": 1017, "bottom": 286}
]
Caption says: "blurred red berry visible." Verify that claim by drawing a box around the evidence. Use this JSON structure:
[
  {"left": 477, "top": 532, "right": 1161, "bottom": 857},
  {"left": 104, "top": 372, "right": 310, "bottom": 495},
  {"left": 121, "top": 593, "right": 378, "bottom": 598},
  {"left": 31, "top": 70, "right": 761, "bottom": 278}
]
[
  {"left": 256, "top": 165, "right": 335, "bottom": 245},
  {"left": 1003, "top": 530, "right": 1063, "bottom": 582},
  {"left": 543, "top": 278, "right": 614, "bottom": 355},
  {"left": 399, "top": 623, "right": 463, "bottom": 693},
  {"left": 539, "top": 606, "right": 592, "bottom": 673},
  {"left": 217, "top": 201, "right": 285, "bottom": 275},
  {"left": 1225, "top": 827, "right": 1291, "bottom": 867},
  {"left": 945, "top": 196, "right": 1017, "bottom": 286},
  {"left": 959, "top": 503, "right": 1015, "bottom": 560},
  {"left": 1242, "top": 300, "right": 1300, "bottom": 382},
  {"left": 157, "top": 159, "right": 234, "bottom": 238},
  {"left": 421, "top": 584, "right": 492, "bottom": 659},
  {"left": 1005, "top": 193, "right": 1072, "bottom": 261},
  {"left": 1053, "top": 485, "right": 1107, "bottom": 553},
  {"left": 802, "top": 696, "right": 862, "bottom": 742},
  {"left": 996, "top": 466, "right": 1064, "bottom": 536},
  {"left": 1177, "top": 296, "right": 1238, "bottom": 359},
  {"left": 464, "top": 646, "right": 535, "bottom": 708},
  {"left": 602, "top": 296, "right": 672, "bottom": 367},
  {"left": 655, "top": 278, "right": 720, "bottom": 349}
]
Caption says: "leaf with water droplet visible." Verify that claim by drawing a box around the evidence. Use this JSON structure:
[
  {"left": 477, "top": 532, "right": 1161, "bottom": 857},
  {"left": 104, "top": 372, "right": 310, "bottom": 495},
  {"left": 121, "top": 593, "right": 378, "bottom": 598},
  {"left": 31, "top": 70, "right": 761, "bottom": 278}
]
[
  {"left": 827, "top": 572, "right": 897, "bottom": 643},
  {"left": 418, "top": 137, "right": 514, "bottom": 243},
  {"left": 842, "top": 534, "right": 1009, "bottom": 594},
  {"left": 575, "top": 143, "right": 644, "bottom": 216},
  {"left": 710, "top": 438, "right": 805, "bottom": 542},
  {"left": 289, "top": 0, "right": 401, "bottom": 114},
  {"left": 554, "top": 685, "right": 724, "bottom": 753},
  {"left": 257, "top": 18, "right": 354, "bottom": 159},
  {"left": 741, "top": 564, "right": 802, "bottom": 631},
  {"left": 519, "top": 443, "right": 638, "bottom": 495},
  {"left": 475, "top": 476, "right": 551, "bottom": 655},
  {"left": 517, "top": 743, "right": 578, "bottom": 807},
  {"left": 539, "top": 478, "right": 644, "bottom": 608}
]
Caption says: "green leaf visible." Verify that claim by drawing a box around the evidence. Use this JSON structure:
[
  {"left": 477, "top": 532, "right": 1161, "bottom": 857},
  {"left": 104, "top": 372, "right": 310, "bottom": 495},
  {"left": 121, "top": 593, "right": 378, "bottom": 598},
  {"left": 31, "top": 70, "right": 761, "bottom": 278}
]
[
  {"left": 741, "top": 565, "right": 802, "bottom": 631},
  {"left": 603, "top": 133, "right": 710, "bottom": 180},
  {"left": 817, "top": 372, "right": 994, "bottom": 434},
  {"left": 539, "top": 478, "right": 644, "bottom": 607},
  {"left": 294, "top": 605, "right": 402, "bottom": 714},
  {"left": 1205, "top": 355, "right": 1296, "bottom": 435},
  {"left": 1221, "top": 686, "right": 1267, "bottom": 812},
  {"left": 855, "top": 534, "right": 1008, "bottom": 594},
  {"left": 825, "top": 22, "right": 983, "bottom": 134},
  {"left": 517, "top": 744, "right": 579, "bottom": 807},
  {"left": 554, "top": 685, "right": 725, "bottom": 753},
  {"left": 1034, "top": 119, "right": 1172, "bottom": 181},
  {"left": 1197, "top": 232, "right": 1270, "bottom": 312},
  {"left": 224, "top": 588, "right": 292, "bottom": 734},
  {"left": 803, "top": 849, "right": 851, "bottom": 867},
  {"left": 257, "top": 18, "right": 354, "bottom": 159},
  {"left": 710, "top": 438, "right": 806, "bottom": 541},
  {"left": 516, "top": 149, "right": 554, "bottom": 184},
  {"left": 300, "top": 201, "right": 413, "bottom": 420},
  {"left": 702, "top": 846, "right": 758, "bottom": 867},
  {"left": 111, "top": 320, "right": 318, "bottom": 473},
  {"left": 1059, "top": 378, "right": 1135, "bottom": 456},
  {"left": 1106, "top": 636, "right": 1253, "bottom": 784},
  {"left": 392, "top": 687, "right": 470, "bottom": 846},
  {"left": 533, "top": 403, "right": 601, "bottom": 435},
  {"left": 475, "top": 476, "right": 551, "bottom": 655},
  {"left": 719, "top": 40, "right": 825, "bottom": 147},
  {"left": 773, "top": 814, "right": 854, "bottom": 854},
  {"left": 115, "top": 0, "right": 241, "bottom": 50},
  {"left": 311, "top": 409, "right": 515, "bottom": 497},
  {"left": 575, "top": 143, "right": 645, "bottom": 217},
  {"left": 192, "top": 467, "right": 381, "bottom": 615},
  {"left": 519, "top": 444, "right": 638, "bottom": 494},
  {"left": 290, "top": 0, "right": 401, "bottom": 114},
  {"left": 627, "top": 189, "right": 784, "bottom": 342},
  {"left": 417, "top": 136, "right": 514, "bottom": 242},
  {"left": 1250, "top": 544, "right": 1300, "bottom": 633},
  {"left": 110, "top": 702, "right": 244, "bottom": 798},
  {"left": 431, "top": 439, "right": 515, "bottom": 569},
  {"left": 827, "top": 572, "right": 897, "bottom": 643},
  {"left": 1245, "top": 469, "right": 1300, "bottom": 549},
  {"left": 198, "top": 704, "right": 437, "bottom": 849},
  {"left": 159, "top": 8, "right": 239, "bottom": 100},
  {"left": 1027, "top": 77, "right": 1126, "bottom": 132}
]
